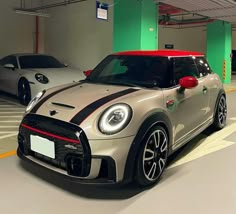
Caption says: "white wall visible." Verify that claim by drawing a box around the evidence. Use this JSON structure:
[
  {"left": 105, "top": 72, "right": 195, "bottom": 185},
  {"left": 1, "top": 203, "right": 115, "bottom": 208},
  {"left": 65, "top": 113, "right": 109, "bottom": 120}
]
[
  {"left": 232, "top": 30, "right": 236, "bottom": 50},
  {"left": 0, "top": 0, "right": 35, "bottom": 57},
  {"left": 44, "top": 0, "right": 113, "bottom": 71},
  {"left": 158, "top": 25, "right": 207, "bottom": 53}
]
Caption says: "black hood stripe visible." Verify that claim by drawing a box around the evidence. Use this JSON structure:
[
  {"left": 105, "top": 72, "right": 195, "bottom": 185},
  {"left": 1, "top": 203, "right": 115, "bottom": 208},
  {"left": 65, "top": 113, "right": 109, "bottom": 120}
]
[
  {"left": 70, "top": 88, "right": 140, "bottom": 125},
  {"left": 30, "top": 82, "right": 83, "bottom": 113}
]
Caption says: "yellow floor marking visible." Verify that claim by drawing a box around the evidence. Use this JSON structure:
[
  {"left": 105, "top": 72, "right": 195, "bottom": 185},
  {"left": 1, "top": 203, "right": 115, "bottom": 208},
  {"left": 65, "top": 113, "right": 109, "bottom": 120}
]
[
  {"left": 0, "top": 150, "right": 16, "bottom": 159},
  {"left": 225, "top": 88, "right": 236, "bottom": 93}
]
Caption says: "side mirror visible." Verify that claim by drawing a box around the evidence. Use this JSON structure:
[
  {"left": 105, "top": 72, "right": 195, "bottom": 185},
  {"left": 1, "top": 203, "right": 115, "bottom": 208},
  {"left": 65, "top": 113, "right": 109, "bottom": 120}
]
[
  {"left": 178, "top": 76, "right": 198, "bottom": 93},
  {"left": 83, "top": 69, "right": 92, "bottom": 77},
  {"left": 4, "top": 64, "right": 15, "bottom": 70}
]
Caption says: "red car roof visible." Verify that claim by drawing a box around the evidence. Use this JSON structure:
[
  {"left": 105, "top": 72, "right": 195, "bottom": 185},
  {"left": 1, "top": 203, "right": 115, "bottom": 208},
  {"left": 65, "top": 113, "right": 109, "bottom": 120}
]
[{"left": 115, "top": 50, "right": 204, "bottom": 57}]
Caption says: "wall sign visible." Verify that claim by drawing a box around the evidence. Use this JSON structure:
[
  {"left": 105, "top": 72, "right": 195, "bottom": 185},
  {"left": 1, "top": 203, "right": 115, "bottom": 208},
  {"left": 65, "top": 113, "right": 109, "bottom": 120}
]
[
  {"left": 96, "top": 1, "right": 109, "bottom": 21},
  {"left": 165, "top": 44, "right": 174, "bottom": 49}
]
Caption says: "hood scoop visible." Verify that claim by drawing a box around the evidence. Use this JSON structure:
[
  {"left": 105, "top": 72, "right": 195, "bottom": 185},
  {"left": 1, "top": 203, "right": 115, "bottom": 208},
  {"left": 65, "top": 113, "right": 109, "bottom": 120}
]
[{"left": 51, "top": 102, "right": 75, "bottom": 110}]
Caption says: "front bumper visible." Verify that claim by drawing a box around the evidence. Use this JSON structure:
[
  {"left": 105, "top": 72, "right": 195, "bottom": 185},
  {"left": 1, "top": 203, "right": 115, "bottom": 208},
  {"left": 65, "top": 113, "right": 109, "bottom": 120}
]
[{"left": 18, "top": 114, "right": 134, "bottom": 184}]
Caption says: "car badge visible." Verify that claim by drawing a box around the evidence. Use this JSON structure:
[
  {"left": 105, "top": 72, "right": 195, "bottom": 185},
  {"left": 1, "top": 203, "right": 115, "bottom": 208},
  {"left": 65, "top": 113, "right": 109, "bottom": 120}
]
[
  {"left": 49, "top": 110, "right": 58, "bottom": 116},
  {"left": 64, "top": 144, "right": 78, "bottom": 150}
]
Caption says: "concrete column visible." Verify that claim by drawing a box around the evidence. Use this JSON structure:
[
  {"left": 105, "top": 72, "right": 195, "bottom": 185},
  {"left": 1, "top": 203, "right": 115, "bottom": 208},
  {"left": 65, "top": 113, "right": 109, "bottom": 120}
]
[
  {"left": 113, "top": 0, "right": 158, "bottom": 52},
  {"left": 207, "top": 20, "right": 232, "bottom": 83}
]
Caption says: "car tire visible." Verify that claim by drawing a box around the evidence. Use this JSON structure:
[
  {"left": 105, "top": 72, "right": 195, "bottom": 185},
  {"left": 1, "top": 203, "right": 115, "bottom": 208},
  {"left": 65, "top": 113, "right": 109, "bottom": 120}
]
[
  {"left": 135, "top": 125, "right": 168, "bottom": 187},
  {"left": 18, "top": 79, "right": 31, "bottom": 106},
  {"left": 212, "top": 95, "right": 227, "bottom": 130}
]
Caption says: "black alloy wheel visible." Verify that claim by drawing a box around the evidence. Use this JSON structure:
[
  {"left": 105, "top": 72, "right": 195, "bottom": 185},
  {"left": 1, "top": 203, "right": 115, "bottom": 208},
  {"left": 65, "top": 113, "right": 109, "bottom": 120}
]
[
  {"left": 213, "top": 95, "right": 227, "bottom": 129},
  {"left": 18, "top": 79, "right": 31, "bottom": 106},
  {"left": 135, "top": 125, "right": 168, "bottom": 186}
]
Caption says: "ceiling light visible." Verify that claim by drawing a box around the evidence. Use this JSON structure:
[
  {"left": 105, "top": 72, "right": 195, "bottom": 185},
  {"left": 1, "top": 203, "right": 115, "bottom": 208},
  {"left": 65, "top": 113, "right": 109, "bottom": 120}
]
[{"left": 15, "top": 9, "right": 50, "bottom": 18}]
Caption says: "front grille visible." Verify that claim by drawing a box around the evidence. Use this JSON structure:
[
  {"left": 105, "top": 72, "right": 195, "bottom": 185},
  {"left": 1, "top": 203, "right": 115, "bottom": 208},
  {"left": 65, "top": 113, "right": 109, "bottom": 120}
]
[{"left": 18, "top": 114, "right": 91, "bottom": 177}]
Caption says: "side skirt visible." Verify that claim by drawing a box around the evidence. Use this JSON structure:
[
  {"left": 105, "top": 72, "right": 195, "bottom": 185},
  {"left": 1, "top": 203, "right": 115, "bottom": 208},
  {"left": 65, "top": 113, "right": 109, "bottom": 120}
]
[{"left": 170, "top": 117, "right": 214, "bottom": 154}]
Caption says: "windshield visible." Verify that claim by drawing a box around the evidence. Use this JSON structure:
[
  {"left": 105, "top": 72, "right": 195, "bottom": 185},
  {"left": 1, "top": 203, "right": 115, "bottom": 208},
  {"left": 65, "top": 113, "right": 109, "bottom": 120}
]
[
  {"left": 19, "top": 55, "right": 65, "bottom": 69},
  {"left": 87, "top": 55, "right": 169, "bottom": 88}
]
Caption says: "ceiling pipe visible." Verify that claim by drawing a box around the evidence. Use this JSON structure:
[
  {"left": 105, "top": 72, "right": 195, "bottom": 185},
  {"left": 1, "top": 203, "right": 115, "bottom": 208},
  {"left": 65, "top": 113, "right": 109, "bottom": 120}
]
[
  {"left": 162, "top": 24, "right": 207, "bottom": 29},
  {"left": 15, "top": 9, "right": 50, "bottom": 17},
  {"left": 158, "top": 2, "right": 214, "bottom": 26},
  {"left": 159, "top": 19, "right": 214, "bottom": 26},
  {"left": 35, "top": 16, "right": 39, "bottom": 54},
  {"left": 24, "top": 0, "right": 87, "bottom": 11}
]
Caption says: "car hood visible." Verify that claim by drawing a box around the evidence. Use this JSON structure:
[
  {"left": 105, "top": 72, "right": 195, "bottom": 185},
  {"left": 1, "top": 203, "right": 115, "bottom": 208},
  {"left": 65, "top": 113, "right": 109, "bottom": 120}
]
[{"left": 34, "top": 83, "right": 141, "bottom": 117}]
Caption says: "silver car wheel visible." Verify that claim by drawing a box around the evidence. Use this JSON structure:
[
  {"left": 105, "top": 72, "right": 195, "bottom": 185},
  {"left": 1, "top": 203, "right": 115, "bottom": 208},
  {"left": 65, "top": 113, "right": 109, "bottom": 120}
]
[
  {"left": 218, "top": 96, "right": 227, "bottom": 126},
  {"left": 142, "top": 129, "right": 168, "bottom": 181},
  {"left": 18, "top": 79, "right": 31, "bottom": 106}
]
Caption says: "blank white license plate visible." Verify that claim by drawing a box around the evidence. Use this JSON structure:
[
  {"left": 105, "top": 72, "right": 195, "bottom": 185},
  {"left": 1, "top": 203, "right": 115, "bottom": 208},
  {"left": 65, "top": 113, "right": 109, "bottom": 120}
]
[{"left": 30, "top": 135, "right": 55, "bottom": 159}]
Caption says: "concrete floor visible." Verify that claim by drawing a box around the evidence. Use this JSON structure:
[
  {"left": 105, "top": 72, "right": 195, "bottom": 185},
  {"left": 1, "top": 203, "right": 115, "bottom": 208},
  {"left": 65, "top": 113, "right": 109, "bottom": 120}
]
[{"left": 1, "top": 81, "right": 236, "bottom": 214}]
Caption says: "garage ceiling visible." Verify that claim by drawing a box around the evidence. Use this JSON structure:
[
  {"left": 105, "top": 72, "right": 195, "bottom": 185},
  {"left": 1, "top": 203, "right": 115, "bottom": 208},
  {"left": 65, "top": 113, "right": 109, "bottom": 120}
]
[{"left": 155, "top": 0, "right": 236, "bottom": 24}]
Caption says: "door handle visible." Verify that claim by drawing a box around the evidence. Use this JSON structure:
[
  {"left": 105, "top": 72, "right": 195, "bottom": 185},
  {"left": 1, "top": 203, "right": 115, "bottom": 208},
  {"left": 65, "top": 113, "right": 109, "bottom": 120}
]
[
  {"left": 203, "top": 86, "right": 208, "bottom": 94},
  {"left": 166, "top": 99, "right": 175, "bottom": 108}
]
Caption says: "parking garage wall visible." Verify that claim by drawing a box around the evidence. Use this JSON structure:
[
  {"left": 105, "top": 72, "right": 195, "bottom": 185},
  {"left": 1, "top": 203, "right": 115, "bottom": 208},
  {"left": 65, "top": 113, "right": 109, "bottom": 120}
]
[
  {"left": 158, "top": 26, "right": 207, "bottom": 53},
  {"left": 44, "top": 0, "right": 113, "bottom": 71},
  {"left": 0, "top": 0, "right": 35, "bottom": 57},
  {"left": 232, "top": 31, "right": 236, "bottom": 50}
]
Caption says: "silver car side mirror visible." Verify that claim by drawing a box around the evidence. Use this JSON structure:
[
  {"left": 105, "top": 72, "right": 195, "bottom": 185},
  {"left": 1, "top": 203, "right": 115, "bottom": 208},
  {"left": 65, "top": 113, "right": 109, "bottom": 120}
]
[{"left": 4, "top": 64, "right": 15, "bottom": 70}]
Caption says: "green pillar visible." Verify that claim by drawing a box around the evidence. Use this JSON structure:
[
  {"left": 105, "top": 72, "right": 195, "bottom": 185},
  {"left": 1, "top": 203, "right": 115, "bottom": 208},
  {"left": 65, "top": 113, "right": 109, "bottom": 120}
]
[
  {"left": 207, "top": 20, "right": 232, "bottom": 83},
  {"left": 113, "top": 0, "right": 158, "bottom": 52}
]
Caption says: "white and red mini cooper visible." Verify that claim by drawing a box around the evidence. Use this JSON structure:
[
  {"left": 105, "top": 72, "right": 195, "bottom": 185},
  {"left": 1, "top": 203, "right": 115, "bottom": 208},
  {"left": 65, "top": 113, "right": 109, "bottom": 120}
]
[{"left": 18, "top": 50, "right": 227, "bottom": 187}]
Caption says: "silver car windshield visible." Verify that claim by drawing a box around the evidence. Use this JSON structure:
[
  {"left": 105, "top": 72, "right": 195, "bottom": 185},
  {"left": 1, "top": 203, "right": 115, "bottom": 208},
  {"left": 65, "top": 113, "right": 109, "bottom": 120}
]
[{"left": 86, "top": 55, "right": 170, "bottom": 88}]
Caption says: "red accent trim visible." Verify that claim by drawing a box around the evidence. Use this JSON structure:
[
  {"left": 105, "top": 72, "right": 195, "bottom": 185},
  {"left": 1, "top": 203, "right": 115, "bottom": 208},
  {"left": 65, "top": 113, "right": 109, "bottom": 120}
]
[
  {"left": 179, "top": 76, "right": 198, "bottom": 89},
  {"left": 166, "top": 99, "right": 175, "bottom": 107},
  {"left": 21, "top": 124, "right": 80, "bottom": 144},
  {"left": 84, "top": 69, "right": 92, "bottom": 77},
  {"left": 35, "top": 16, "right": 39, "bottom": 54},
  {"left": 115, "top": 50, "right": 204, "bottom": 57}
]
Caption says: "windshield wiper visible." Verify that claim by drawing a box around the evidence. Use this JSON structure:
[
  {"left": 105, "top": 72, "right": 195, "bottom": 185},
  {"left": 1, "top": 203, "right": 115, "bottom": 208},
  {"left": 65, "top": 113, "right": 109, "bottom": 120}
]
[{"left": 104, "top": 80, "right": 140, "bottom": 87}]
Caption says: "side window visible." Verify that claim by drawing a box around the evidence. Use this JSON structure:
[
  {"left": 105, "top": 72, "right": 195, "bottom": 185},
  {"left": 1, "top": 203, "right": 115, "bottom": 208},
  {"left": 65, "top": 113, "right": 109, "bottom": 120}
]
[
  {"left": 9, "top": 56, "right": 18, "bottom": 68},
  {"left": 173, "top": 57, "right": 199, "bottom": 85},
  {"left": 0, "top": 56, "right": 18, "bottom": 68},
  {"left": 195, "top": 57, "right": 212, "bottom": 77},
  {"left": 0, "top": 56, "right": 11, "bottom": 66}
]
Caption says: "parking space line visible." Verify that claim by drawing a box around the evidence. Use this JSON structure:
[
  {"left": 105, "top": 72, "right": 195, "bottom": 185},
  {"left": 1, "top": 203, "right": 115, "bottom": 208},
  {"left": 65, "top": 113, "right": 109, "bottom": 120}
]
[
  {"left": 0, "top": 133, "right": 18, "bottom": 140},
  {"left": 0, "top": 105, "right": 21, "bottom": 107},
  {"left": 0, "top": 150, "right": 16, "bottom": 159},
  {"left": 0, "top": 121, "right": 21, "bottom": 123},
  {"left": 0, "top": 112, "right": 24, "bottom": 114},
  {"left": 0, "top": 116, "right": 23, "bottom": 118},
  {"left": 0, "top": 108, "right": 25, "bottom": 110},
  {"left": 0, "top": 126, "right": 20, "bottom": 128},
  {"left": 0, "top": 131, "right": 18, "bottom": 133}
]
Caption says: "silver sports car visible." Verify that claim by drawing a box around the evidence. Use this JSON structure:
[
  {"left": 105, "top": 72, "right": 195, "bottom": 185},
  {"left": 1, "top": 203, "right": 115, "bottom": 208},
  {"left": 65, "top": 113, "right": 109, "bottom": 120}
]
[
  {"left": 0, "top": 54, "right": 85, "bottom": 105},
  {"left": 17, "top": 50, "right": 227, "bottom": 187}
]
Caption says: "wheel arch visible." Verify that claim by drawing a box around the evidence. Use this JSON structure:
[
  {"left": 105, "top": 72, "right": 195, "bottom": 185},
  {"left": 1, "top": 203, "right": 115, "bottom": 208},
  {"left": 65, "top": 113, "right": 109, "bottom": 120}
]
[
  {"left": 213, "top": 89, "right": 226, "bottom": 118},
  {"left": 122, "top": 111, "right": 173, "bottom": 184}
]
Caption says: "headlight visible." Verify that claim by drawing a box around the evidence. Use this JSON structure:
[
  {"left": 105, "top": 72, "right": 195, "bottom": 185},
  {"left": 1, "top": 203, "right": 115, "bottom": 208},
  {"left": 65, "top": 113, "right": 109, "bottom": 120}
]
[
  {"left": 98, "top": 103, "right": 132, "bottom": 135},
  {"left": 35, "top": 73, "right": 49, "bottom": 84},
  {"left": 26, "top": 90, "right": 45, "bottom": 112}
]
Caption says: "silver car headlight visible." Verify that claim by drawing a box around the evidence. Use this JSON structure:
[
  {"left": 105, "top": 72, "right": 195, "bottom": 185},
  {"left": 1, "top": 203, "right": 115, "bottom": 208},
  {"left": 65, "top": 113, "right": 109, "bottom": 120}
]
[
  {"left": 35, "top": 73, "right": 49, "bottom": 84},
  {"left": 98, "top": 103, "right": 132, "bottom": 135},
  {"left": 26, "top": 90, "right": 45, "bottom": 112}
]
